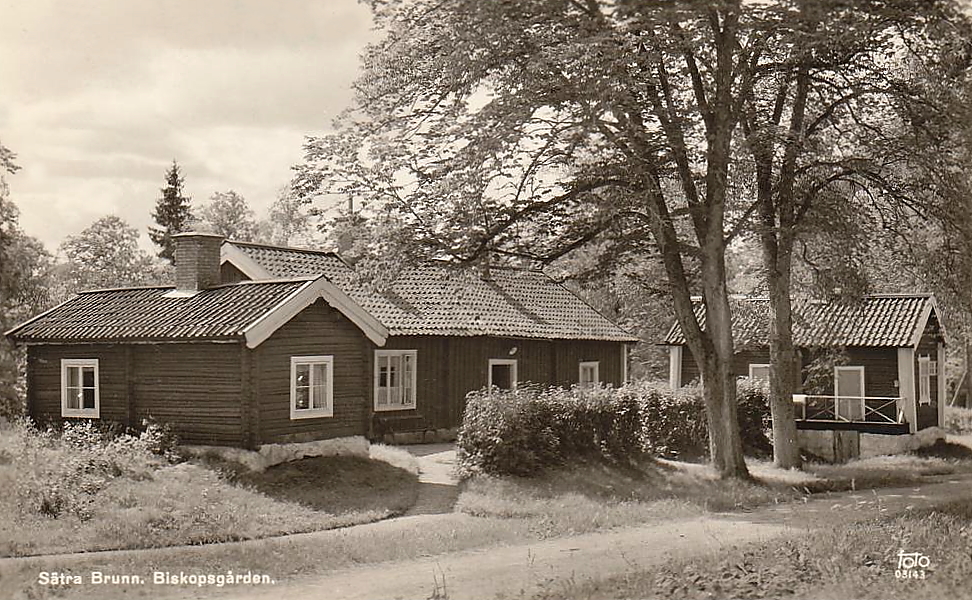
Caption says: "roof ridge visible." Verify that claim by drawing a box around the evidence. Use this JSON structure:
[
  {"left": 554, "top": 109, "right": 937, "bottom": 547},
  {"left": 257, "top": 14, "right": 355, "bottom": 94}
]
[
  {"left": 229, "top": 276, "right": 318, "bottom": 286},
  {"left": 224, "top": 239, "right": 337, "bottom": 256},
  {"left": 77, "top": 285, "right": 174, "bottom": 294}
]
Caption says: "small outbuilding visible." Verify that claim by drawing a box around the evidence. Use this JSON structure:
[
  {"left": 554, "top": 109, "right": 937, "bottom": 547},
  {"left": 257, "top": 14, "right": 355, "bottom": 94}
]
[{"left": 663, "top": 295, "right": 946, "bottom": 436}]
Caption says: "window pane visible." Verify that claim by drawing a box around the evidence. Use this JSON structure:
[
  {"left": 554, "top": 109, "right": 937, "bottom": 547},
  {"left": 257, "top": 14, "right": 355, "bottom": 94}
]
[
  {"left": 492, "top": 364, "right": 512, "bottom": 389},
  {"left": 66, "top": 387, "right": 81, "bottom": 409},
  {"left": 388, "top": 356, "right": 399, "bottom": 388},
  {"left": 67, "top": 366, "right": 80, "bottom": 388},
  {"left": 750, "top": 366, "right": 770, "bottom": 381},
  {"left": 295, "top": 387, "right": 310, "bottom": 410},
  {"left": 295, "top": 363, "right": 310, "bottom": 387},
  {"left": 312, "top": 363, "right": 328, "bottom": 409},
  {"left": 82, "top": 388, "right": 96, "bottom": 410},
  {"left": 82, "top": 367, "right": 95, "bottom": 388}
]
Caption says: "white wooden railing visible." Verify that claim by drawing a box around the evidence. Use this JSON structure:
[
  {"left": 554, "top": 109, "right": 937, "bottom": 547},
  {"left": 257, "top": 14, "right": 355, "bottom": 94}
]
[{"left": 792, "top": 395, "right": 904, "bottom": 424}]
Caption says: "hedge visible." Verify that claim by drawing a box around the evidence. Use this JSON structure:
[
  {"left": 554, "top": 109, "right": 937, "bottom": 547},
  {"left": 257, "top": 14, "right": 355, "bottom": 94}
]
[{"left": 457, "top": 379, "right": 772, "bottom": 476}]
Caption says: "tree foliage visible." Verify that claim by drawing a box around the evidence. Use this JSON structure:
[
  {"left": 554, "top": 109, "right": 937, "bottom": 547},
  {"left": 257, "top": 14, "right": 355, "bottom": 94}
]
[
  {"left": 294, "top": 0, "right": 969, "bottom": 476},
  {"left": 59, "top": 215, "right": 158, "bottom": 293},
  {"left": 148, "top": 160, "right": 193, "bottom": 261},
  {"left": 264, "top": 185, "right": 318, "bottom": 247},
  {"left": 196, "top": 190, "right": 258, "bottom": 241},
  {"left": 0, "top": 143, "right": 56, "bottom": 416}
]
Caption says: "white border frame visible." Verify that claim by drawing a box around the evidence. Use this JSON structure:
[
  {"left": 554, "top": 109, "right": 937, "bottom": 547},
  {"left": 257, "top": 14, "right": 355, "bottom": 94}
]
[
  {"left": 579, "top": 361, "right": 600, "bottom": 385},
  {"left": 290, "top": 355, "right": 334, "bottom": 419},
  {"left": 488, "top": 358, "right": 518, "bottom": 390},
  {"left": 748, "top": 363, "right": 771, "bottom": 380},
  {"left": 373, "top": 349, "right": 418, "bottom": 412},
  {"left": 61, "top": 358, "right": 100, "bottom": 418},
  {"left": 834, "top": 365, "right": 865, "bottom": 421}
]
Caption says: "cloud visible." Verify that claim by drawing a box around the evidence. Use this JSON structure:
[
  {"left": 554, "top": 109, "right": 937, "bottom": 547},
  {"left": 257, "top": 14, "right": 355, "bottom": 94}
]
[{"left": 0, "top": 0, "right": 375, "bottom": 254}]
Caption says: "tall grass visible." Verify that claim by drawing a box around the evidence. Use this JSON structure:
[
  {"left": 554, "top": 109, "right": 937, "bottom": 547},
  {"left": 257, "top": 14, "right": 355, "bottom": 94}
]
[{"left": 0, "top": 420, "right": 417, "bottom": 557}]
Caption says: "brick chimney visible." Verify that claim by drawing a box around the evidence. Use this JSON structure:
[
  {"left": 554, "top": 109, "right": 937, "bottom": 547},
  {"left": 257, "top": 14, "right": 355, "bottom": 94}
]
[{"left": 172, "top": 232, "right": 224, "bottom": 292}]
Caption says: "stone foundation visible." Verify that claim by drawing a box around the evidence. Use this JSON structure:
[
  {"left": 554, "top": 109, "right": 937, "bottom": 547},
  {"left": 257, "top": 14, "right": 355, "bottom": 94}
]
[
  {"left": 797, "top": 430, "right": 860, "bottom": 463},
  {"left": 860, "top": 427, "right": 946, "bottom": 458},
  {"left": 381, "top": 427, "right": 458, "bottom": 445}
]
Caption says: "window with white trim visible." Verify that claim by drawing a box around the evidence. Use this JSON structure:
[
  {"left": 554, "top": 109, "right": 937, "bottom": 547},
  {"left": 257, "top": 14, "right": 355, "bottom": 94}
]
[
  {"left": 61, "top": 359, "right": 100, "bottom": 418},
  {"left": 290, "top": 356, "right": 333, "bottom": 419},
  {"left": 579, "top": 361, "right": 599, "bottom": 386},
  {"left": 488, "top": 359, "right": 517, "bottom": 390},
  {"left": 748, "top": 364, "right": 771, "bottom": 382},
  {"left": 918, "top": 355, "right": 931, "bottom": 405},
  {"left": 374, "top": 350, "right": 417, "bottom": 411}
]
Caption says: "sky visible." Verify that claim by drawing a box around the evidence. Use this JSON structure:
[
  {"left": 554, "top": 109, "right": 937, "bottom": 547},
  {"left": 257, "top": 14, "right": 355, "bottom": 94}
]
[{"left": 0, "top": 0, "right": 376, "bottom": 254}]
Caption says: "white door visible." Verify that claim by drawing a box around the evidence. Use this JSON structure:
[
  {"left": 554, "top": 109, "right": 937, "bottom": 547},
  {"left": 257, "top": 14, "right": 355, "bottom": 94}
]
[{"left": 835, "top": 366, "right": 864, "bottom": 421}]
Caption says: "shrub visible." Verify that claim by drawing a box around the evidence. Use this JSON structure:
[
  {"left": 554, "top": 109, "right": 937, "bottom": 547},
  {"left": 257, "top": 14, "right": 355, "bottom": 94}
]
[
  {"left": 7, "top": 419, "right": 168, "bottom": 520},
  {"left": 458, "top": 379, "right": 773, "bottom": 475},
  {"left": 628, "top": 381, "right": 709, "bottom": 459},
  {"left": 457, "top": 384, "right": 648, "bottom": 476},
  {"left": 632, "top": 378, "right": 771, "bottom": 460},
  {"left": 944, "top": 405, "right": 972, "bottom": 435}
]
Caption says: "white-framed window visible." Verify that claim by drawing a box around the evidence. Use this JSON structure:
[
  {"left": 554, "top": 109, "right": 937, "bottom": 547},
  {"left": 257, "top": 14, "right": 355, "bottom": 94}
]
[
  {"left": 929, "top": 360, "right": 938, "bottom": 377},
  {"left": 488, "top": 359, "right": 518, "bottom": 390},
  {"left": 290, "top": 356, "right": 333, "bottom": 419},
  {"left": 918, "top": 355, "right": 931, "bottom": 405},
  {"left": 579, "top": 361, "right": 600, "bottom": 386},
  {"left": 748, "top": 364, "right": 771, "bottom": 382},
  {"left": 61, "top": 359, "right": 100, "bottom": 418},
  {"left": 374, "top": 350, "right": 417, "bottom": 411}
]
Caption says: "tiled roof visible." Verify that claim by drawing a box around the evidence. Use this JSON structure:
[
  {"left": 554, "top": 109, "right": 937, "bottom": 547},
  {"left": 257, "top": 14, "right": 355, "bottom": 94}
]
[
  {"left": 345, "top": 264, "right": 639, "bottom": 342},
  {"left": 663, "top": 295, "right": 937, "bottom": 348},
  {"left": 7, "top": 280, "right": 311, "bottom": 343},
  {"left": 223, "top": 244, "right": 636, "bottom": 341},
  {"left": 229, "top": 241, "right": 352, "bottom": 282}
]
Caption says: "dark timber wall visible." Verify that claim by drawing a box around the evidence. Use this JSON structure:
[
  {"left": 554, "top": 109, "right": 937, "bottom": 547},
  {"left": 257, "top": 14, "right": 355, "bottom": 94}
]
[
  {"left": 27, "top": 342, "right": 245, "bottom": 445},
  {"left": 679, "top": 347, "right": 771, "bottom": 386},
  {"left": 372, "top": 336, "right": 626, "bottom": 434},
  {"left": 678, "top": 345, "right": 897, "bottom": 397},
  {"left": 26, "top": 314, "right": 626, "bottom": 444},
  {"left": 253, "top": 299, "right": 369, "bottom": 444}
]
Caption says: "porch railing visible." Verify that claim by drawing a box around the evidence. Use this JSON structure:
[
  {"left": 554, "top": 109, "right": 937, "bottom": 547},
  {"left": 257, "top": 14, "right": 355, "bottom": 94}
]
[{"left": 792, "top": 395, "right": 904, "bottom": 424}]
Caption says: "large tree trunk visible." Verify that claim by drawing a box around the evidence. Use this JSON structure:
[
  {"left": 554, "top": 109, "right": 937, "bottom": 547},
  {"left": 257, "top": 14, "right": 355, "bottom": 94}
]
[
  {"left": 699, "top": 252, "right": 749, "bottom": 478},
  {"left": 764, "top": 256, "right": 803, "bottom": 468}
]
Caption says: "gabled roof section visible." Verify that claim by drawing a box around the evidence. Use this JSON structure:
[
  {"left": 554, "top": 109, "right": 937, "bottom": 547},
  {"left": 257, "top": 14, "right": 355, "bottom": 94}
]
[
  {"left": 222, "top": 240, "right": 352, "bottom": 283},
  {"left": 6, "top": 277, "right": 389, "bottom": 347},
  {"left": 663, "top": 294, "right": 942, "bottom": 348},
  {"left": 220, "top": 242, "right": 637, "bottom": 342},
  {"left": 346, "top": 264, "right": 639, "bottom": 342}
]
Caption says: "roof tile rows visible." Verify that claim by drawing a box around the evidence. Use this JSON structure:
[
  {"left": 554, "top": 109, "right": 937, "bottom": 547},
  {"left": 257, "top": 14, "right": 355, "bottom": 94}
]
[
  {"left": 9, "top": 281, "right": 309, "bottom": 343},
  {"left": 664, "top": 295, "right": 936, "bottom": 348},
  {"left": 347, "top": 264, "right": 637, "bottom": 341},
  {"left": 231, "top": 241, "right": 352, "bottom": 283},
  {"left": 9, "top": 242, "right": 638, "bottom": 344}
]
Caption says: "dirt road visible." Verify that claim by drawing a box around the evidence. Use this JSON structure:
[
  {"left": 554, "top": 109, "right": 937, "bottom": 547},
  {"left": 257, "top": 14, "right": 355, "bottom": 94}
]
[{"left": 186, "top": 475, "right": 972, "bottom": 600}]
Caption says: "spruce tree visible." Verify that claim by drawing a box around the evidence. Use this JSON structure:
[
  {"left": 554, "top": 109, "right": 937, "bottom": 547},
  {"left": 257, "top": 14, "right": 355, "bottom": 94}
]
[{"left": 148, "top": 160, "right": 193, "bottom": 261}]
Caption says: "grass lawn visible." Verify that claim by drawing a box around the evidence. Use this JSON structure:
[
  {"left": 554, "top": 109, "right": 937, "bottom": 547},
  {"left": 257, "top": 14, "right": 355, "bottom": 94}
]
[
  {"left": 4, "top": 449, "right": 971, "bottom": 600},
  {"left": 0, "top": 422, "right": 419, "bottom": 558},
  {"left": 530, "top": 499, "right": 972, "bottom": 600}
]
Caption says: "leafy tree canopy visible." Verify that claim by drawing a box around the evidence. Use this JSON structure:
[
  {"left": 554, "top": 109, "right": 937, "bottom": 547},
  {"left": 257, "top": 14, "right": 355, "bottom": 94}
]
[
  {"left": 293, "top": 0, "right": 970, "bottom": 477},
  {"left": 59, "top": 215, "right": 158, "bottom": 293},
  {"left": 196, "top": 190, "right": 258, "bottom": 241}
]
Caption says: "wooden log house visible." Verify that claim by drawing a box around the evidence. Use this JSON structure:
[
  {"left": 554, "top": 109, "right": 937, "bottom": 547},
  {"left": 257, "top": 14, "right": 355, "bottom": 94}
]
[
  {"left": 663, "top": 295, "right": 946, "bottom": 437},
  {"left": 6, "top": 233, "right": 637, "bottom": 447}
]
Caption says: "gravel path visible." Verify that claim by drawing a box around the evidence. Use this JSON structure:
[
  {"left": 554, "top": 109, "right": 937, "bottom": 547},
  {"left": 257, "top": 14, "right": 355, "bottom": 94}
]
[
  {"left": 402, "top": 444, "right": 460, "bottom": 516},
  {"left": 188, "top": 474, "right": 972, "bottom": 600}
]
